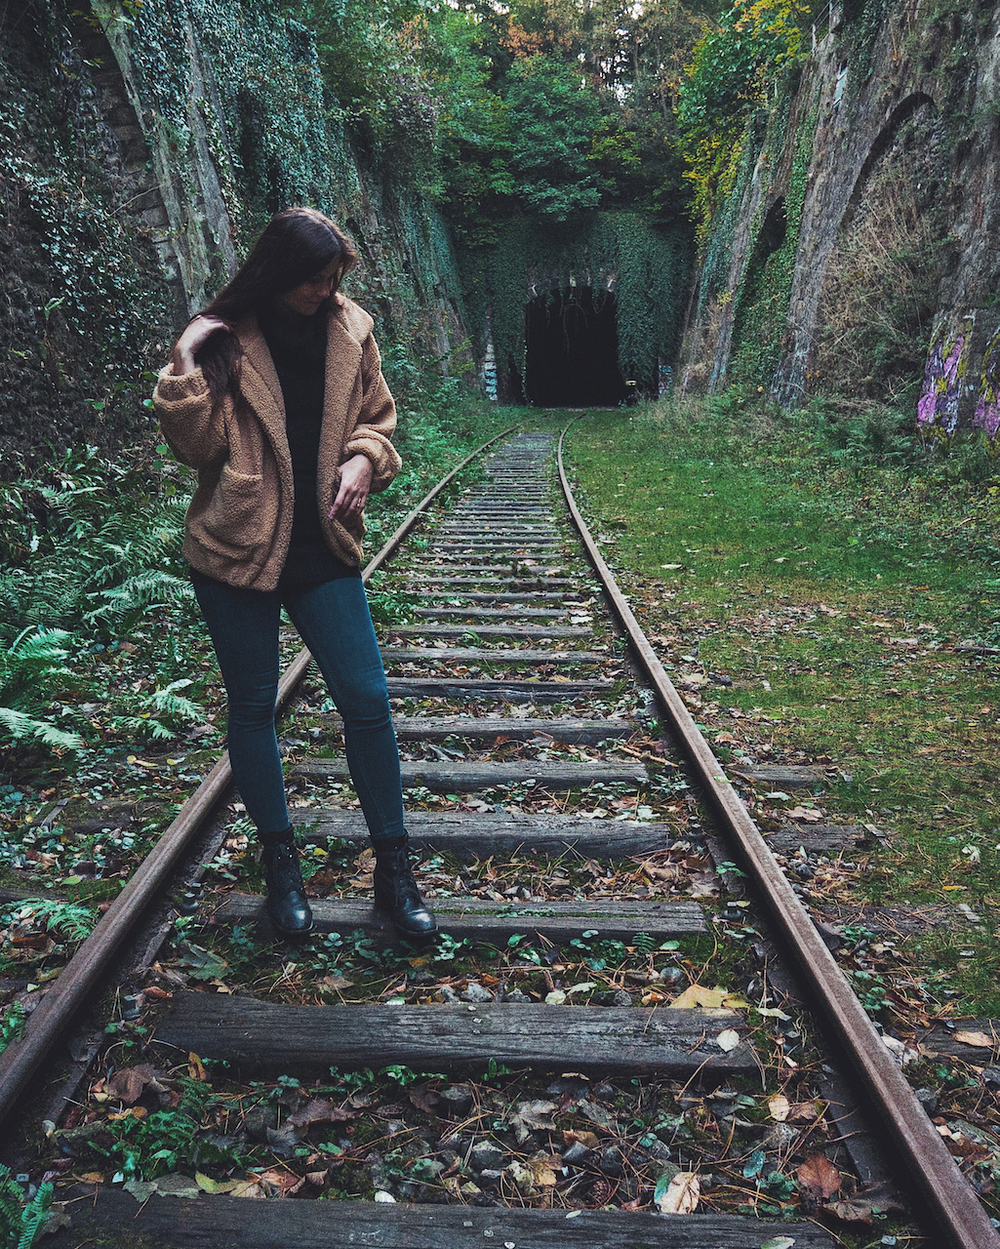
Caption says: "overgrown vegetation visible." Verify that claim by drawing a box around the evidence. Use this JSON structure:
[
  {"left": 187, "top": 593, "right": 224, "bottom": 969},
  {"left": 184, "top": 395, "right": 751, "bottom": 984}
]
[{"left": 567, "top": 397, "right": 1000, "bottom": 1015}]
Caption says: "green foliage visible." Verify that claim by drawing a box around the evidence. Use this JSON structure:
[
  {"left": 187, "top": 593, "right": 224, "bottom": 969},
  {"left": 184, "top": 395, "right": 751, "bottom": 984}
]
[
  {"left": 105, "top": 1077, "right": 222, "bottom": 1180},
  {"left": 677, "top": 0, "right": 808, "bottom": 240},
  {"left": 2, "top": 898, "right": 99, "bottom": 946},
  {"left": 0, "top": 1165, "right": 52, "bottom": 1249},
  {"left": 0, "top": 446, "right": 204, "bottom": 755},
  {"left": 727, "top": 109, "right": 815, "bottom": 390},
  {"left": 505, "top": 56, "right": 601, "bottom": 220},
  {"left": 0, "top": 1003, "right": 26, "bottom": 1056}
]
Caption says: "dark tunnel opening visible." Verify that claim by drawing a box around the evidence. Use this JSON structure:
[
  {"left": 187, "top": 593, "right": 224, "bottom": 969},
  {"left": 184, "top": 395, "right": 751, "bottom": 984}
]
[{"left": 524, "top": 288, "right": 629, "bottom": 407}]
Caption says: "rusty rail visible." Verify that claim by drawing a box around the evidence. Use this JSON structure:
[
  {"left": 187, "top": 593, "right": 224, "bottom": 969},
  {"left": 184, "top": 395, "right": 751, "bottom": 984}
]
[
  {"left": 556, "top": 423, "right": 1000, "bottom": 1249},
  {"left": 0, "top": 426, "right": 517, "bottom": 1129}
]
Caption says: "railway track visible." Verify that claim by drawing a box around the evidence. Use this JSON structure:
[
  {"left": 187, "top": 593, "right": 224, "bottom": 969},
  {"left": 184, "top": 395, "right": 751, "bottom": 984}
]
[{"left": 2, "top": 428, "right": 998, "bottom": 1247}]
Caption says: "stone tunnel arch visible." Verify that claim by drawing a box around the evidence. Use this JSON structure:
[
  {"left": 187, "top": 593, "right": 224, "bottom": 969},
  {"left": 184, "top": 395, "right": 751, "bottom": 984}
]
[{"left": 523, "top": 287, "right": 629, "bottom": 407}]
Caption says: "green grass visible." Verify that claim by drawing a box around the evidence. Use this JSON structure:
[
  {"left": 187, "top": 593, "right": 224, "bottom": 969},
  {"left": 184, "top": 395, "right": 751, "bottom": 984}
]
[{"left": 565, "top": 396, "right": 1000, "bottom": 1017}]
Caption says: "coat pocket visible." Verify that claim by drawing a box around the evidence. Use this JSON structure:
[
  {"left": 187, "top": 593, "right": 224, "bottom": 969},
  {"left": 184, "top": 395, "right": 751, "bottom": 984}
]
[{"left": 199, "top": 464, "right": 265, "bottom": 557}]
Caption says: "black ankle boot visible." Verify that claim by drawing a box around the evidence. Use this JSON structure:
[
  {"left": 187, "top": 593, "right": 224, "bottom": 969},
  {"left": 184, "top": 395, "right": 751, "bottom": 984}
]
[
  {"left": 261, "top": 829, "right": 314, "bottom": 938},
  {"left": 373, "top": 836, "right": 437, "bottom": 941}
]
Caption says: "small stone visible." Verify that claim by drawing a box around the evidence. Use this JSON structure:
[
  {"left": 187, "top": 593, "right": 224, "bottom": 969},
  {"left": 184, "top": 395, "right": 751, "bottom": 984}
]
[
  {"left": 243, "top": 1107, "right": 280, "bottom": 1141},
  {"left": 502, "top": 988, "right": 530, "bottom": 1004},
  {"left": 438, "top": 984, "right": 460, "bottom": 1004},
  {"left": 561, "top": 1141, "right": 592, "bottom": 1165},
  {"left": 658, "top": 966, "right": 684, "bottom": 986},
  {"left": 599, "top": 1145, "right": 623, "bottom": 1177},
  {"left": 763, "top": 1123, "right": 800, "bottom": 1149},
  {"left": 983, "top": 1067, "right": 1000, "bottom": 1087},
  {"left": 461, "top": 981, "right": 493, "bottom": 1003},
  {"left": 439, "top": 1084, "right": 474, "bottom": 1117},
  {"left": 610, "top": 990, "right": 633, "bottom": 1007},
  {"left": 471, "top": 1141, "right": 506, "bottom": 1171},
  {"left": 915, "top": 1088, "right": 938, "bottom": 1115}
]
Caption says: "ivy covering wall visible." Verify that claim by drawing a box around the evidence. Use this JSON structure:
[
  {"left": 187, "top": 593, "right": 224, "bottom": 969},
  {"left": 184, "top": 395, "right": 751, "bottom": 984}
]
[
  {"left": 461, "top": 213, "right": 692, "bottom": 400},
  {"left": 0, "top": 0, "right": 469, "bottom": 464}
]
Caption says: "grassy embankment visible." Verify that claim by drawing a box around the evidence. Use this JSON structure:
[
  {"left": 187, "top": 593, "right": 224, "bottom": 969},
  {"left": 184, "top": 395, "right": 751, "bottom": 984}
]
[{"left": 565, "top": 397, "right": 1000, "bottom": 1018}]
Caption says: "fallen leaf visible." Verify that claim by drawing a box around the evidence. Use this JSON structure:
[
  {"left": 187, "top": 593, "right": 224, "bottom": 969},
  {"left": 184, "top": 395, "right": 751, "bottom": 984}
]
[
  {"left": 319, "top": 974, "right": 354, "bottom": 992},
  {"left": 787, "top": 1101, "right": 821, "bottom": 1122},
  {"left": 287, "top": 1098, "right": 354, "bottom": 1130},
  {"left": 785, "top": 806, "right": 823, "bottom": 822},
  {"left": 798, "top": 1153, "right": 841, "bottom": 1200},
  {"left": 822, "top": 1199, "right": 872, "bottom": 1223},
  {"left": 954, "top": 1030, "right": 995, "bottom": 1048},
  {"left": 513, "top": 1099, "right": 558, "bottom": 1131},
  {"left": 527, "top": 1154, "right": 561, "bottom": 1186},
  {"left": 655, "top": 1171, "right": 700, "bottom": 1214},
  {"left": 562, "top": 1129, "right": 600, "bottom": 1150},
  {"left": 759, "top": 1238, "right": 797, "bottom": 1249},
  {"left": 768, "top": 1094, "right": 790, "bottom": 1122},
  {"left": 107, "top": 1068, "right": 147, "bottom": 1106},
  {"left": 668, "top": 984, "right": 727, "bottom": 1009},
  {"left": 716, "top": 1029, "right": 740, "bottom": 1052},
  {"left": 187, "top": 1053, "right": 206, "bottom": 1081}
]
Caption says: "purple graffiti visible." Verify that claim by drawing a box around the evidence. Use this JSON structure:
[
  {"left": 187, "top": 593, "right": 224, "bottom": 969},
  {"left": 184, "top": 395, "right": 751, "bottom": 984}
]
[
  {"left": 974, "top": 332, "right": 1000, "bottom": 439},
  {"left": 917, "top": 334, "right": 964, "bottom": 434}
]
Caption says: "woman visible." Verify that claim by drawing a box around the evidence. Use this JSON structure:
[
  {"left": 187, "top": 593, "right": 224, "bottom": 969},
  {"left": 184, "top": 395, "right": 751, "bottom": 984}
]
[{"left": 155, "top": 206, "right": 436, "bottom": 943}]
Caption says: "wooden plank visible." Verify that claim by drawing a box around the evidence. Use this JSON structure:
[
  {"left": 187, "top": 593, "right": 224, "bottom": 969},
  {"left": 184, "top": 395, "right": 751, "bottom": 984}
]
[
  {"left": 917, "top": 1020, "right": 1000, "bottom": 1059},
  {"left": 292, "top": 758, "right": 647, "bottom": 791},
  {"left": 155, "top": 994, "right": 755, "bottom": 1076},
  {"left": 389, "top": 716, "right": 631, "bottom": 743},
  {"left": 380, "top": 648, "right": 609, "bottom": 666},
  {"left": 413, "top": 592, "right": 571, "bottom": 602},
  {"left": 46, "top": 1191, "right": 837, "bottom": 1249},
  {"left": 733, "top": 765, "right": 827, "bottom": 787},
  {"left": 292, "top": 809, "right": 670, "bottom": 859},
  {"left": 387, "top": 624, "right": 591, "bottom": 639},
  {"left": 215, "top": 893, "right": 708, "bottom": 940},
  {"left": 413, "top": 606, "right": 572, "bottom": 618},
  {"left": 384, "top": 677, "right": 614, "bottom": 703},
  {"left": 767, "top": 824, "right": 869, "bottom": 854},
  {"left": 408, "top": 562, "right": 568, "bottom": 572},
  {"left": 404, "top": 576, "right": 579, "bottom": 588}
]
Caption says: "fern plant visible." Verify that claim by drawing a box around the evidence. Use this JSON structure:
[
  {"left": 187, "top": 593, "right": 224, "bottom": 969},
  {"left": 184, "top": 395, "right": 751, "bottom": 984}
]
[
  {"left": 0, "top": 1165, "right": 52, "bottom": 1249},
  {"left": 0, "top": 629, "right": 82, "bottom": 751},
  {"left": 2, "top": 898, "right": 98, "bottom": 944}
]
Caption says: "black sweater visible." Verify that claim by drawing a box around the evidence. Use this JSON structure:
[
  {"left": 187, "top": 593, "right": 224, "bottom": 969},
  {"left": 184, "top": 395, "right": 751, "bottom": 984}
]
[{"left": 258, "top": 304, "right": 358, "bottom": 587}]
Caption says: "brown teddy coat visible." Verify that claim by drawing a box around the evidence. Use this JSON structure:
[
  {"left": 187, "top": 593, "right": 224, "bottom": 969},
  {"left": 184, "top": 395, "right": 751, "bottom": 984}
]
[{"left": 154, "top": 295, "right": 400, "bottom": 591}]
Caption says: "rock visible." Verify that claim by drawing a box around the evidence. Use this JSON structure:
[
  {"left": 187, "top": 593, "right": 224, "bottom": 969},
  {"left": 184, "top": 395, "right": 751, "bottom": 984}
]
[
  {"left": 243, "top": 1107, "right": 280, "bottom": 1142},
  {"left": 610, "top": 990, "right": 633, "bottom": 1007},
  {"left": 914, "top": 1088, "right": 939, "bottom": 1115},
  {"left": 461, "top": 981, "right": 493, "bottom": 1003},
  {"left": 438, "top": 984, "right": 460, "bottom": 1004},
  {"left": 763, "top": 1123, "right": 800, "bottom": 1150},
  {"left": 561, "top": 1141, "right": 592, "bottom": 1165},
  {"left": 470, "top": 1140, "right": 506, "bottom": 1171},
  {"left": 983, "top": 1066, "right": 1000, "bottom": 1087},
  {"left": 502, "top": 988, "right": 530, "bottom": 1004},
  {"left": 599, "top": 1145, "right": 624, "bottom": 1177},
  {"left": 439, "top": 1084, "right": 474, "bottom": 1117}
]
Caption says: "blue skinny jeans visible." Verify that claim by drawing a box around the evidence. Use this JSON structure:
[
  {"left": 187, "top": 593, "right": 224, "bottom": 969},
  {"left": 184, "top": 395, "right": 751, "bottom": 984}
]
[{"left": 193, "top": 574, "right": 404, "bottom": 843}]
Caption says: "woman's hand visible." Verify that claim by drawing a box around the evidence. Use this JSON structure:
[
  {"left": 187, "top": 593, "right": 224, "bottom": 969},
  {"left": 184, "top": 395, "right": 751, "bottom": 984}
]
[
  {"left": 329, "top": 454, "right": 374, "bottom": 523},
  {"left": 170, "top": 315, "right": 231, "bottom": 375}
]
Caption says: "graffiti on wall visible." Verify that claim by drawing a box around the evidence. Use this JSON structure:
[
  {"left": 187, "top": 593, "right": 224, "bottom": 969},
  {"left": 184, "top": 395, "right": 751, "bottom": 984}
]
[
  {"left": 917, "top": 320, "right": 971, "bottom": 435},
  {"left": 974, "top": 326, "right": 1000, "bottom": 439}
]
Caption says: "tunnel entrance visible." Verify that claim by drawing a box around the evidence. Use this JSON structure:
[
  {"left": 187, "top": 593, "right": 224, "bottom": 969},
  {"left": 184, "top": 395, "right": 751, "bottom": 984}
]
[{"left": 524, "top": 288, "right": 629, "bottom": 406}]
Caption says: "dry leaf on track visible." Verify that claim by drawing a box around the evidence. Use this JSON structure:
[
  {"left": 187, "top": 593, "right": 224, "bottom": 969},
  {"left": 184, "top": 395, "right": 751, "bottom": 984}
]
[
  {"left": 768, "top": 1093, "right": 790, "bottom": 1121},
  {"left": 654, "top": 1171, "right": 700, "bottom": 1213},
  {"left": 798, "top": 1153, "right": 842, "bottom": 1200}
]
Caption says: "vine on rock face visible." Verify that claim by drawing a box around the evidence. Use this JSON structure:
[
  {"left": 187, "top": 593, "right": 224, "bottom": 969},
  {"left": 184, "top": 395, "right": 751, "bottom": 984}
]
[{"left": 677, "top": 0, "right": 809, "bottom": 244}]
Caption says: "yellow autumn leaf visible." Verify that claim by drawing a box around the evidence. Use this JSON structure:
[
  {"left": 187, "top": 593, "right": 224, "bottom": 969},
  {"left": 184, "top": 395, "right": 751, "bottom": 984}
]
[{"left": 668, "top": 984, "right": 727, "bottom": 1009}]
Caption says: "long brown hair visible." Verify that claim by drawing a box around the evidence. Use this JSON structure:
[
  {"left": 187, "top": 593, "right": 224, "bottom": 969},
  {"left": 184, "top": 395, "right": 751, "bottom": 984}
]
[{"left": 195, "top": 207, "right": 358, "bottom": 410}]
